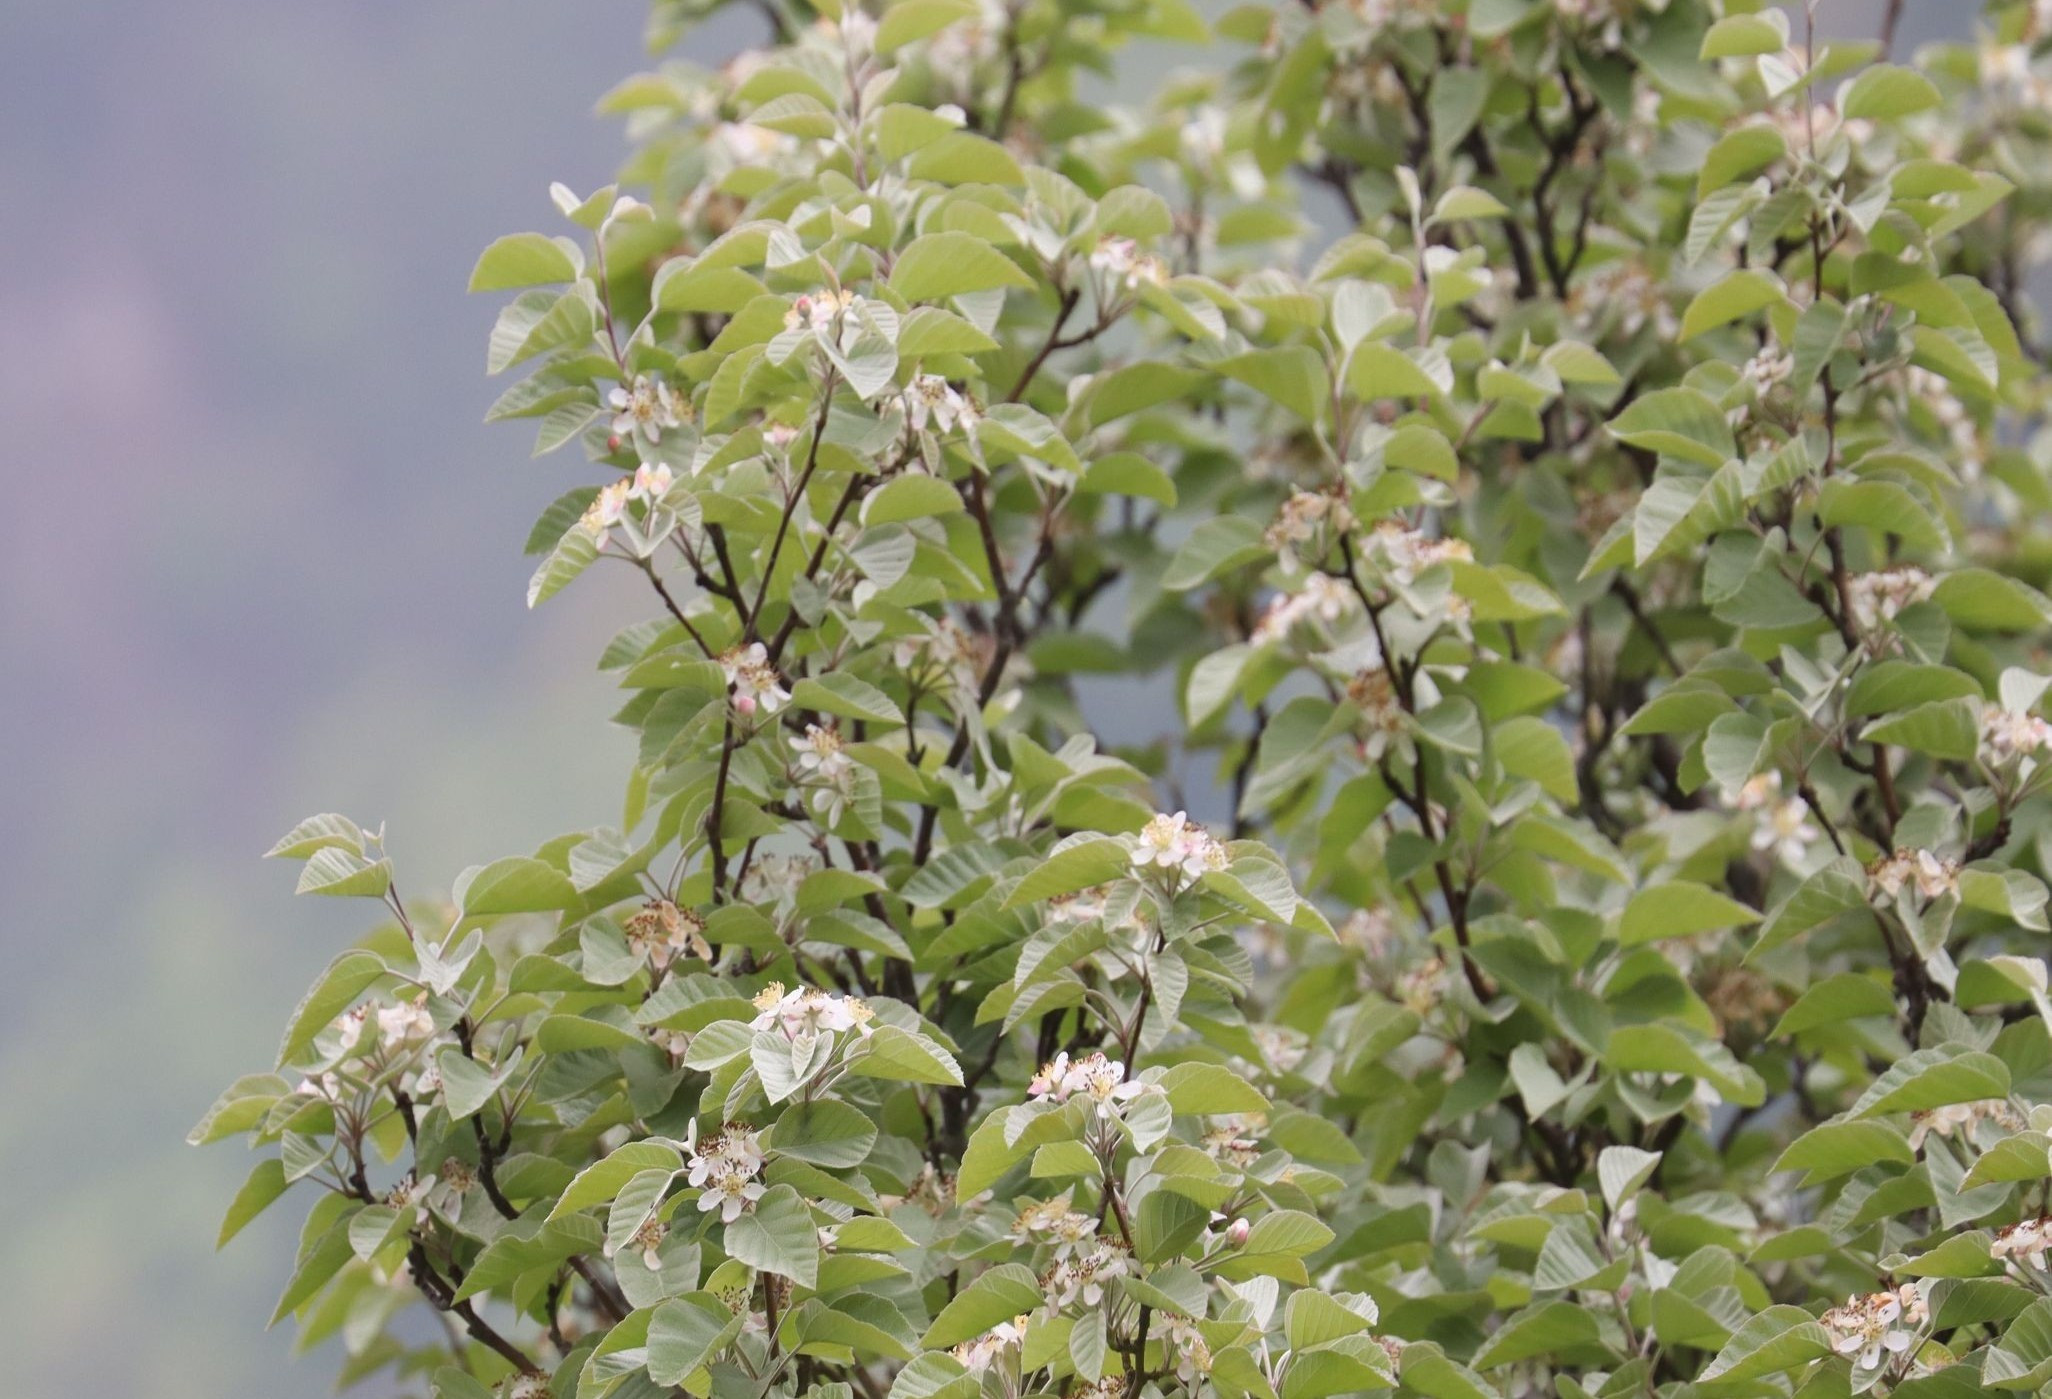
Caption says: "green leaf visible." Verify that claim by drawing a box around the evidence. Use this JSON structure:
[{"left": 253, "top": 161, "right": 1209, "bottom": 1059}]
[
  {"left": 1700, "top": 10, "right": 1787, "bottom": 58},
  {"left": 722, "top": 1183, "right": 819, "bottom": 1288},
  {"left": 1078, "top": 451, "right": 1177, "bottom": 505},
  {"left": 648, "top": 1293, "right": 745, "bottom": 1387},
  {"left": 266, "top": 813, "right": 365, "bottom": 861},
  {"left": 862, "top": 474, "right": 964, "bottom": 526},
  {"left": 889, "top": 231, "right": 1032, "bottom": 301},
  {"left": 295, "top": 847, "right": 393, "bottom": 898},
  {"left": 270, "top": 1210, "right": 361, "bottom": 1326},
  {"left": 277, "top": 952, "right": 385, "bottom": 1066},
  {"left": 1772, "top": 1118, "right": 1914, "bottom": 1182},
  {"left": 1004, "top": 837, "right": 1131, "bottom": 907},
  {"left": 1841, "top": 64, "right": 1942, "bottom": 123},
  {"left": 850, "top": 1025, "right": 964, "bottom": 1086},
  {"left": 1852, "top": 1047, "right": 2011, "bottom": 1117},
  {"left": 218, "top": 1158, "right": 292, "bottom": 1248},
  {"left": 528, "top": 524, "right": 601, "bottom": 608},
  {"left": 771, "top": 1098, "right": 879, "bottom": 1169},
  {"left": 1607, "top": 389, "right": 1734, "bottom": 468},
  {"left": 875, "top": 0, "right": 978, "bottom": 53},
  {"left": 1862, "top": 697, "right": 1981, "bottom": 763},
  {"left": 1983, "top": 1297, "right": 2052, "bottom": 1390},
  {"left": 1814, "top": 478, "right": 1949, "bottom": 554},
  {"left": 1161, "top": 516, "right": 1268, "bottom": 590},
  {"left": 1618, "top": 882, "right": 1760, "bottom": 947},
  {"left": 455, "top": 856, "right": 579, "bottom": 915},
  {"left": 548, "top": 1141, "right": 685, "bottom": 1222},
  {"left": 470, "top": 232, "right": 581, "bottom": 291},
  {"left": 1469, "top": 1301, "right": 1601, "bottom": 1369},
  {"left": 1216, "top": 346, "right": 1330, "bottom": 424},
  {"left": 790, "top": 671, "right": 906, "bottom": 726},
  {"left": 1698, "top": 1306, "right": 1833, "bottom": 1384},
  {"left": 922, "top": 1263, "right": 1042, "bottom": 1348},
  {"left": 1158, "top": 1062, "right": 1271, "bottom": 1115},
  {"left": 1696, "top": 126, "right": 1785, "bottom": 198},
  {"left": 1679, "top": 269, "right": 1786, "bottom": 341}
]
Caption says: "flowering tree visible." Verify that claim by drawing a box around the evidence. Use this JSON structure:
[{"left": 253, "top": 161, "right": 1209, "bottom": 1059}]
[{"left": 196, "top": 1, "right": 2052, "bottom": 1396}]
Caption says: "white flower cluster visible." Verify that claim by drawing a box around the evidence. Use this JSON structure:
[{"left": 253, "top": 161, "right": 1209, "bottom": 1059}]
[
  {"left": 1733, "top": 773, "right": 1818, "bottom": 867},
  {"left": 1995, "top": 1215, "right": 2052, "bottom": 1270},
  {"left": 1199, "top": 1114, "right": 1265, "bottom": 1170},
  {"left": 687, "top": 1121, "right": 767, "bottom": 1226},
  {"left": 901, "top": 374, "right": 977, "bottom": 434},
  {"left": 1088, "top": 236, "right": 1168, "bottom": 291},
  {"left": 796, "top": 722, "right": 855, "bottom": 824},
  {"left": 1264, "top": 489, "right": 1352, "bottom": 563},
  {"left": 580, "top": 462, "right": 677, "bottom": 547},
  {"left": 1132, "top": 810, "right": 1230, "bottom": 881},
  {"left": 1008, "top": 1194, "right": 1099, "bottom": 1259},
  {"left": 1821, "top": 1285, "right": 1923, "bottom": 1374},
  {"left": 717, "top": 642, "right": 790, "bottom": 717},
  {"left": 1027, "top": 1050, "right": 1151, "bottom": 1119},
  {"left": 750, "top": 981, "right": 876, "bottom": 1041},
  {"left": 1347, "top": 666, "right": 1408, "bottom": 761},
  {"left": 1366, "top": 521, "right": 1472, "bottom": 588},
  {"left": 298, "top": 995, "right": 439, "bottom": 1100},
  {"left": 1845, "top": 566, "right": 1936, "bottom": 634},
  {"left": 1041, "top": 1239, "right": 1131, "bottom": 1308},
  {"left": 951, "top": 1315, "right": 1028, "bottom": 1373},
  {"left": 1982, "top": 700, "right": 2052, "bottom": 770},
  {"left": 1251, "top": 573, "right": 1356, "bottom": 644},
  {"left": 1867, "top": 848, "right": 1960, "bottom": 902},
  {"left": 622, "top": 899, "right": 710, "bottom": 970},
  {"left": 1907, "top": 1098, "right": 2022, "bottom": 1152},
  {"left": 608, "top": 374, "right": 689, "bottom": 446}
]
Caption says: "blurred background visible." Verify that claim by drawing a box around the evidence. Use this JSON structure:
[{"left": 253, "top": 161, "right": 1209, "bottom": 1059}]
[{"left": 0, "top": 1, "right": 1976, "bottom": 1394}]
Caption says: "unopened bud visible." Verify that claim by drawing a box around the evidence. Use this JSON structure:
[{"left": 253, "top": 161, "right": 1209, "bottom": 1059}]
[{"left": 1226, "top": 1218, "right": 1250, "bottom": 1247}]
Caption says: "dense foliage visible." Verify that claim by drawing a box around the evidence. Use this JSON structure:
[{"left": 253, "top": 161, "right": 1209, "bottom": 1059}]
[{"left": 196, "top": 1, "right": 2052, "bottom": 1396}]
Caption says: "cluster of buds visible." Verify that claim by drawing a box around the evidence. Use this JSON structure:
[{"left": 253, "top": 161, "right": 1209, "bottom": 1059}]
[
  {"left": 622, "top": 899, "right": 710, "bottom": 970},
  {"left": 1041, "top": 1239, "right": 1131, "bottom": 1307},
  {"left": 686, "top": 1121, "right": 768, "bottom": 1225},
  {"left": 1994, "top": 1215, "right": 2052, "bottom": 1270},
  {"left": 1087, "top": 236, "right": 1168, "bottom": 291},
  {"left": 607, "top": 374, "right": 689, "bottom": 447},
  {"left": 717, "top": 642, "right": 790, "bottom": 717},
  {"left": 1251, "top": 573, "right": 1356, "bottom": 644},
  {"left": 900, "top": 374, "right": 977, "bottom": 434},
  {"left": 1867, "top": 848, "right": 1960, "bottom": 902},
  {"left": 1027, "top": 1050, "right": 1152, "bottom": 1119},
  {"left": 1132, "top": 810, "right": 1230, "bottom": 881},
  {"left": 750, "top": 982, "right": 876, "bottom": 1041},
  {"left": 1347, "top": 665, "right": 1408, "bottom": 762},
  {"left": 1008, "top": 1194, "right": 1099, "bottom": 1260},
  {"left": 1845, "top": 566, "right": 1936, "bottom": 636},
  {"left": 1820, "top": 1286, "right": 1924, "bottom": 1375}
]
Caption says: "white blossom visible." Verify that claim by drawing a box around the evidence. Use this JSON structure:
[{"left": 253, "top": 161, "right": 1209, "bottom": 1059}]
[
  {"left": 717, "top": 642, "right": 790, "bottom": 717},
  {"left": 1132, "top": 810, "right": 1229, "bottom": 880}
]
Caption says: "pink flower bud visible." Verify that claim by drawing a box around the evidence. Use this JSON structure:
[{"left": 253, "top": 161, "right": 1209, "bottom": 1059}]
[
  {"left": 735, "top": 694, "right": 757, "bottom": 716},
  {"left": 1226, "top": 1218, "right": 1250, "bottom": 1247}
]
